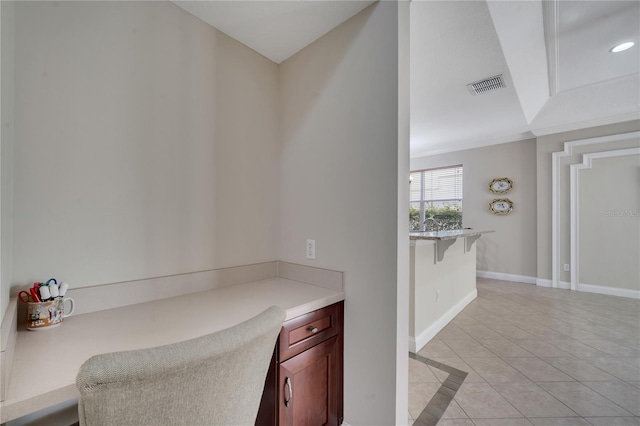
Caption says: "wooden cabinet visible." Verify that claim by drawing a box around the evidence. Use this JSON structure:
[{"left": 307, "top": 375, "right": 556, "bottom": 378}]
[
  {"left": 279, "top": 335, "right": 340, "bottom": 425},
  {"left": 256, "top": 301, "right": 343, "bottom": 426}
]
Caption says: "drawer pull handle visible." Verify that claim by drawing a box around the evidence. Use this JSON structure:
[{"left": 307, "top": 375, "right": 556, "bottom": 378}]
[
  {"left": 284, "top": 377, "right": 292, "bottom": 407},
  {"left": 308, "top": 326, "right": 319, "bottom": 334}
]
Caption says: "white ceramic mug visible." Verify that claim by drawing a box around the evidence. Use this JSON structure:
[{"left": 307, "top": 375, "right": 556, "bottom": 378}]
[{"left": 26, "top": 298, "right": 75, "bottom": 331}]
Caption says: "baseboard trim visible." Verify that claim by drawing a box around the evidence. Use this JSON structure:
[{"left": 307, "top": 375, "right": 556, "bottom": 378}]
[
  {"left": 408, "top": 338, "right": 417, "bottom": 354},
  {"left": 536, "top": 278, "right": 570, "bottom": 289},
  {"left": 476, "top": 270, "right": 537, "bottom": 285},
  {"left": 475, "top": 272, "right": 572, "bottom": 290},
  {"left": 536, "top": 278, "right": 552, "bottom": 287},
  {"left": 497, "top": 276, "right": 635, "bottom": 297},
  {"left": 409, "top": 289, "right": 477, "bottom": 353},
  {"left": 578, "top": 283, "right": 640, "bottom": 299}
]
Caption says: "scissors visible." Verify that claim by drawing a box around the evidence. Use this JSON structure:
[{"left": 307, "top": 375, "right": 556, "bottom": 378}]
[{"left": 18, "top": 283, "right": 41, "bottom": 303}]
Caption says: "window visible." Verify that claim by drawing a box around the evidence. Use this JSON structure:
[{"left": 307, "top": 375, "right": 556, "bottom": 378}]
[{"left": 410, "top": 165, "right": 463, "bottom": 232}]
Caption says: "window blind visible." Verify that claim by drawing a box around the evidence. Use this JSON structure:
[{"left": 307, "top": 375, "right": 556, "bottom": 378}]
[{"left": 409, "top": 165, "right": 463, "bottom": 231}]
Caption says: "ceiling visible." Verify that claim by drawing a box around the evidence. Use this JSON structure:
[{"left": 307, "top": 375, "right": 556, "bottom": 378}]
[
  {"left": 172, "top": 0, "right": 640, "bottom": 158},
  {"left": 171, "top": 1, "right": 375, "bottom": 64},
  {"left": 410, "top": 0, "right": 639, "bottom": 157}
]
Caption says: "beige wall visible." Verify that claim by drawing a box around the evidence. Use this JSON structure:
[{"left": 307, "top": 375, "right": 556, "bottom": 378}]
[
  {"left": 4, "top": 3, "right": 405, "bottom": 421},
  {"left": 278, "top": 3, "right": 400, "bottom": 423},
  {"left": 535, "top": 120, "right": 640, "bottom": 281},
  {"left": 396, "top": 1, "right": 410, "bottom": 422},
  {"left": 411, "top": 139, "right": 538, "bottom": 278},
  {"left": 579, "top": 154, "right": 639, "bottom": 291},
  {"left": 10, "top": 2, "right": 279, "bottom": 295},
  {"left": 410, "top": 122, "right": 640, "bottom": 286},
  {"left": 1, "top": 1, "right": 15, "bottom": 319}
]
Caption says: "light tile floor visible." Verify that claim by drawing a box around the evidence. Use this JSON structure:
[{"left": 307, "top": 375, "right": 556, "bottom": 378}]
[{"left": 409, "top": 278, "right": 640, "bottom": 426}]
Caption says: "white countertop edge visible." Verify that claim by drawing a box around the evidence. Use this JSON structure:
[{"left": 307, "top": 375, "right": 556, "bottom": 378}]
[
  {"left": 1, "top": 385, "right": 79, "bottom": 424},
  {"left": 410, "top": 229, "right": 494, "bottom": 241},
  {"left": 410, "top": 239, "right": 436, "bottom": 247},
  {"left": 284, "top": 292, "right": 345, "bottom": 321}
]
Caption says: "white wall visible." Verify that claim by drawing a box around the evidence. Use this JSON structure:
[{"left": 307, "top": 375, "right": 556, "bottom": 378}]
[
  {"left": 535, "top": 120, "right": 640, "bottom": 282},
  {"left": 5, "top": 3, "right": 407, "bottom": 421},
  {"left": 411, "top": 139, "right": 538, "bottom": 279},
  {"left": 1, "top": 1, "right": 15, "bottom": 319},
  {"left": 410, "top": 239, "right": 476, "bottom": 351},
  {"left": 579, "top": 154, "right": 639, "bottom": 291},
  {"left": 396, "top": 1, "right": 410, "bottom": 423},
  {"left": 409, "top": 123, "right": 640, "bottom": 288},
  {"left": 278, "top": 3, "right": 399, "bottom": 424},
  {"left": 10, "top": 2, "right": 279, "bottom": 295}
]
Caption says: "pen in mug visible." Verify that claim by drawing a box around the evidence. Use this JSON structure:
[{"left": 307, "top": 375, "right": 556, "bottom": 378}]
[
  {"left": 39, "top": 285, "right": 52, "bottom": 301},
  {"left": 42, "top": 278, "right": 64, "bottom": 300},
  {"left": 58, "top": 282, "right": 69, "bottom": 297},
  {"left": 49, "top": 282, "right": 60, "bottom": 298}
]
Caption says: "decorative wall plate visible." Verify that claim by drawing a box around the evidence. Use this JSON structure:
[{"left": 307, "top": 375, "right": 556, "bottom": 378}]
[
  {"left": 489, "top": 198, "right": 514, "bottom": 215},
  {"left": 489, "top": 177, "right": 513, "bottom": 194}
]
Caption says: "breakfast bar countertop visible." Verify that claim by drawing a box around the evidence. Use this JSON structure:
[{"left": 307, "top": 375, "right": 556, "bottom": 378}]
[
  {"left": 1, "top": 277, "right": 345, "bottom": 423},
  {"left": 410, "top": 229, "right": 494, "bottom": 241}
]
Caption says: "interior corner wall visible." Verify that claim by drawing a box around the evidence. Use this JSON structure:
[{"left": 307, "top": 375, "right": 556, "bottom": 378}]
[
  {"left": 11, "top": 2, "right": 279, "bottom": 294},
  {"left": 535, "top": 120, "right": 640, "bottom": 282},
  {"left": 410, "top": 139, "right": 538, "bottom": 279},
  {"left": 1, "top": 0, "right": 15, "bottom": 320},
  {"left": 278, "top": 3, "right": 399, "bottom": 423}
]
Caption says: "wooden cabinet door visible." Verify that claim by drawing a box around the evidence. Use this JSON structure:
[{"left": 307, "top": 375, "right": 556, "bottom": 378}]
[{"left": 278, "top": 335, "right": 340, "bottom": 426}]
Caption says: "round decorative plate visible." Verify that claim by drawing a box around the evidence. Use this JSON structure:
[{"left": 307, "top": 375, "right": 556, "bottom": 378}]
[
  {"left": 489, "top": 198, "right": 514, "bottom": 215},
  {"left": 489, "top": 177, "right": 513, "bottom": 194}
]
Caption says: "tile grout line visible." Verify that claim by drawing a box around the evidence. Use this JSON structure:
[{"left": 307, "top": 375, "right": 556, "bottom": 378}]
[
  {"left": 409, "top": 352, "right": 468, "bottom": 426},
  {"left": 448, "top": 297, "right": 639, "bottom": 418},
  {"left": 459, "top": 284, "right": 640, "bottom": 422},
  {"left": 415, "top": 280, "right": 640, "bottom": 424}
]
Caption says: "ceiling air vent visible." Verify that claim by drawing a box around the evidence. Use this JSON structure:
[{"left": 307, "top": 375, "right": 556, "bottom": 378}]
[{"left": 467, "top": 74, "right": 506, "bottom": 95}]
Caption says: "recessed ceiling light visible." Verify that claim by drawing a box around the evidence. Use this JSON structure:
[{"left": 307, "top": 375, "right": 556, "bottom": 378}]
[{"left": 610, "top": 42, "right": 635, "bottom": 53}]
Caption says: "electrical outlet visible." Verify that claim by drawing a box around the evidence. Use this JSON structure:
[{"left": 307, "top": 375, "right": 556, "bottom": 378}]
[
  {"left": 563, "top": 264, "right": 570, "bottom": 272},
  {"left": 306, "top": 239, "right": 316, "bottom": 260}
]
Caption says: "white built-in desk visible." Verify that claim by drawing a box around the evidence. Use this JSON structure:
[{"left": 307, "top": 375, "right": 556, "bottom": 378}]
[{"left": 1, "top": 275, "right": 344, "bottom": 423}]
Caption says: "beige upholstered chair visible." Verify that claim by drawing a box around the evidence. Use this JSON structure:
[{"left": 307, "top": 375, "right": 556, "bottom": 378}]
[{"left": 76, "top": 306, "right": 285, "bottom": 426}]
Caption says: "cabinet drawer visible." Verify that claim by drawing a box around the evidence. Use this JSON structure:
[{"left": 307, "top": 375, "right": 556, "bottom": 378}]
[{"left": 279, "top": 302, "right": 342, "bottom": 361}]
